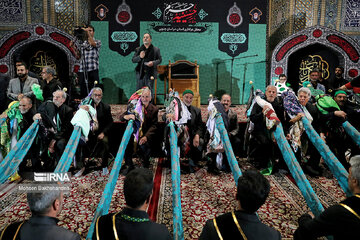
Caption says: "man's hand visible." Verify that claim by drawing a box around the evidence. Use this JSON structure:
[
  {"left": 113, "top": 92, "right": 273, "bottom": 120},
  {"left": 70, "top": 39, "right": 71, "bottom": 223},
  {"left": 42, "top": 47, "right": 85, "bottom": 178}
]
[
  {"left": 166, "top": 113, "right": 175, "bottom": 121},
  {"left": 334, "top": 111, "right": 347, "bottom": 119},
  {"left": 17, "top": 94, "right": 24, "bottom": 100},
  {"left": 124, "top": 114, "right": 135, "bottom": 121},
  {"left": 98, "top": 132, "right": 105, "bottom": 140},
  {"left": 262, "top": 105, "right": 270, "bottom": 113},
  {"left": 48, "top": 139, "right": 56, "bottom": 153},
  {"left": 80, "top": 105, "right": 89, "bottom": 111},
  {"left": 146, "top": 61, "right": 154, "bottom": 67},
  {"left": 286, "top": 134, "right": 292, "bottom": 140},
  {"left": 33, "top": 113, "right": 42, "bottom": 120},
  {"left": 320, "top": 133, "right": 326, "bottom": 143},
  {"left": 139, "top": 136, "right": 147, "bottom": 145},
  {"left": 140, "top": 51, "right": 145, "bottom": 58},
  {"left": 193, "top": 134, "right": 200, "bottom": 147}
]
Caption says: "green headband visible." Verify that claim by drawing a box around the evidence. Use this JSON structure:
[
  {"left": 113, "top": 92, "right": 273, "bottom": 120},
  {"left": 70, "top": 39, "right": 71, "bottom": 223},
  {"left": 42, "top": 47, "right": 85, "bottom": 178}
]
[
  {"left": 183, "top": 89, "right": 194, "bottom": 96},
  {"left": 334, "top": 90, "right": 347, "bottom": 97}
]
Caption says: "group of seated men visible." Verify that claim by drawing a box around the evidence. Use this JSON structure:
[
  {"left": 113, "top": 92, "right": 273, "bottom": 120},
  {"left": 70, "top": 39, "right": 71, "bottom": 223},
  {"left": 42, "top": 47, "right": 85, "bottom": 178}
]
[{"left": 2, "top": 156, "right": 360, "bottom": 239}]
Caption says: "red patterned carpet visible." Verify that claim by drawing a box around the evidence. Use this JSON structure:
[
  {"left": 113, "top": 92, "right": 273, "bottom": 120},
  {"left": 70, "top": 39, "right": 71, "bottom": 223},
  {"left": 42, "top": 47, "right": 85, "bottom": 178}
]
[{"left": 0, "top": 158, "right": 346, "bottom": 240}]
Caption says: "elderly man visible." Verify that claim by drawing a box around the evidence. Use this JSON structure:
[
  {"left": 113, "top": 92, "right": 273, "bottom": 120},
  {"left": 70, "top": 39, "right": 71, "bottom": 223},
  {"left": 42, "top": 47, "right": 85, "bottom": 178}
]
[
  {"left": 34, "top": 90, "right": 73, "bottom": 170},
  {"left": 0, "top": 182, "right": 80, "bottom": 239},
  {"left": 308, "top": 69, "right": 326, "bottom": 93},
  {"left": 132, "top": 33, "right": 162, "bottom": 93},
  {"left": 249, "top": 85, "right": 287, "bottom": 171},
  {"left": 7, "top": 62, "right": 38, "bottom": 101},
  {"left": 291, "top": 87, "right": 324, "bottom": 176},
  {"left": 94, "top": 168, "right": 171, "bottom": 239},
  {"left": 199, "top": 170, "right": 281, "bottom": 239},
  {"left": 121, "top": 88, "right": 158, "bottom": 174},
  {"left": 294, "top": 155, "right": 360, "bottom": 239},
  {"left": 78, "top": 87, "right": 113, "bottom": 175},
  {"left": 40, "top": 66, "right": 62, "bottom": 101}
]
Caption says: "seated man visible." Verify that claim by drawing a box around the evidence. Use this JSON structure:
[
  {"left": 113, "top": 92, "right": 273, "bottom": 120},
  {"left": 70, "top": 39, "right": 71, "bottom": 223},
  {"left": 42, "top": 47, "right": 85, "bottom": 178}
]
[
  {"left": 248, "top": 85, "right": 287, "bottom": 171},
  {"left": 0, "top": 182, "right": 80, "bottom": 240},
  {"left": 93, "top": 168, "right": 171, "bottom": 240},
  {"left": 40, "top": 66, "right": 62, "bottom": 101},
  {"left": 294, "top": 155, "right": 360, "bottom": 239},
  {"left": 34, "top": 90, "right": 74, "bottom": 170},
  {"left": 7, "top": 62, "right": 38, "bottom": 101},
  {"left": 77, "top": 87, "right": 113, "bottom": 175},
  {"left": 199, "top": 170, "right": 281, "bottom": 239},
  {"left": 121, "top": 88, "right": 158, "bottom": 173}
]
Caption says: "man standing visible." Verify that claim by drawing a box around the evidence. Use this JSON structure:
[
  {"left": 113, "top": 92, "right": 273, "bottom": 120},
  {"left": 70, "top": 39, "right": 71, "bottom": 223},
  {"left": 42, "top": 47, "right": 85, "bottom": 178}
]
[
  {"left": 199, "top": 170, "right": 281, "bottom": 239},
  {"left": 294, "top": 155, "right": 360, "bottom": 239},
  {"left": 7, "top": 62, "right": 39, "bottom": 101},
  {"left": 249, "top": 85, "right": 287, "bottom": 171},
  {"left": 308, "top": 69, "right": 326, "bottom": 93},
  {"left": 121, "top": 88, "right": 158, "bottom": 174},
  {"left": 77, "top": 25, "right": 101, "bottom": 98},
  {"left": 93, "top": 168, "right": 171, "bottom": 240},
  {"left": 132, "top": 33, "right": 162, "bottom": 94},
  {"left": 327, "top": 66, "right": 348, "bottom": 92},
  {"left": 34, "top": 90, "right": 73, "bottom": 170},
  {"left": 79, "top": 87, "right": 113, "bottom": 175},
  {"left": 40, "top": 66, "right": 62, "bottom": 101},
  {"left": 0, "top": 182, "right": 81, "bottom": 240}
]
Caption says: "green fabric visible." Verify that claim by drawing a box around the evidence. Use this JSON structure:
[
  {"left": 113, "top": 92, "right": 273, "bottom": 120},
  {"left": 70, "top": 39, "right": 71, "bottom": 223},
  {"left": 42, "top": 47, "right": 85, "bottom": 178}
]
[
  {"left": 182, "top": 89, "right": 194, "bottom": 96},
  {"left": 31, "top": 84, "right": 44, "bottom": 101},
  {"left": 334, "top": 90, "right": 347, "bottom": 97},
  {"left": 316, "top": 94, "right": 340, "bottom": 114},
  {"left": 260, "top": 160, "right": 273, "bottom": 176}
]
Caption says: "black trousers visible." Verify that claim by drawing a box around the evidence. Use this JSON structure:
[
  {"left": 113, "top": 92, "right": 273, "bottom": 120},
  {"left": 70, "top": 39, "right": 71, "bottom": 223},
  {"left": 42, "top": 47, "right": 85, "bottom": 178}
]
[
  {"left": 77, "top": 69, "right": 99, "bottom": 99},
  {"left": 124, "top": 135, "right": 151, "bottom": 167}
]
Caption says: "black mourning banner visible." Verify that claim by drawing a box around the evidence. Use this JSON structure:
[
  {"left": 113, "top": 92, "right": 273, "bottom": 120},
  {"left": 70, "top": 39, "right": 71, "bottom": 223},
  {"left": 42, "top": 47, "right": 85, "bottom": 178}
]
[{"left": 90, "top": 0, "right": 267, "bottom": 57}]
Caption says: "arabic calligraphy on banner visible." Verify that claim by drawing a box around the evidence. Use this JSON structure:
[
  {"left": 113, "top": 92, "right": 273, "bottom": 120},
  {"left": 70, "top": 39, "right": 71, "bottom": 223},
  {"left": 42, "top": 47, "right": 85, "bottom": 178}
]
[
  {"left": 299, "top": 55, "right": 330, "bottom": 83},
  {"left": 29, "top": 51, "right": 57, "bottom": 76}
]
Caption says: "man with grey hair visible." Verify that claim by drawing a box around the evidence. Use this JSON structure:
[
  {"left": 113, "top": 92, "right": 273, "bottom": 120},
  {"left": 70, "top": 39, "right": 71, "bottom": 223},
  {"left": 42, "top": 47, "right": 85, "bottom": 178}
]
[
  {"left": 294, "top": 155, "right": 360, "bottom": 239},
  {"left": 0, "top": 182, "right": 80, "bottom": 239},
  {"left": 293, "top": 87, "right": 324, "bottom": 176},
  {"left": 78, "top": 87, "right": 113, "bottom": 175},
  {"left": 121, "top": 88, "right": 158, "bottom": 174},
  {"left": 40, "top": 66, "right": 62, "bottom": 101},
  {"left": 34, "top": 90, "right": 73, "bottom": 170}
]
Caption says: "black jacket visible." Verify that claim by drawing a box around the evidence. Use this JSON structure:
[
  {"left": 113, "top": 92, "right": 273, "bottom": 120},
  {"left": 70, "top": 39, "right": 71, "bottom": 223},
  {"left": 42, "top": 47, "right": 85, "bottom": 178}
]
[
  {"left": 186, "top": 105, "right": 204, "bottom": 139},
  {"left": 92, "top": 101, "right": 113, "bottom": 136},
  {"left": 40, "top": 79, "right": 63, "bottom": 101},
  {"left": 1, "top": 215, "right": 80, "bottom": 240},
  {"left": 199, "top": 210, "right": 281, "bottom": 240},
  {"left": 93, "top": 207, "right": 171, "bottom": 240}
]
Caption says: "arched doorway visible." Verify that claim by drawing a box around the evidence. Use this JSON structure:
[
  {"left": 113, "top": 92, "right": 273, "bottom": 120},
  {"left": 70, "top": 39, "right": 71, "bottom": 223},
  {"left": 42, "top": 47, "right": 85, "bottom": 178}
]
[{"left": 270, "top": 26, "right": 360, "bottom": 87}]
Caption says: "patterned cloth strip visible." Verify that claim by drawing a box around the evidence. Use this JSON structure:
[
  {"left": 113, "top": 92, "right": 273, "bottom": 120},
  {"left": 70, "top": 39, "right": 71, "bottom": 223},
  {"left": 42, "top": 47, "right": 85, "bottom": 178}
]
[
  {"left": 215, "top": 114, "right": 243, "bottom": 185},
  {"left": 54, "top": 126, "right": 82, "bottom": 173},
  {"left": 273, "top": 123, "right": 324, "bottom": 217},
  {"left": 342, "top": 121, "right": 360, "bottom": 148},
  {"left": 0, "top": 120, "right": 39, "bottom": 184},
  {"left": 302, "top": 117, "right": 351, "bottom": 196},
  {"left": 0, "top": 118, "right": 5, "bottom": 126},
  {"left": 169, "top": 122, "right": 184, "bottom": 240},
  {"left": 86, "top": 120, "right": 134, "bottom": 240}
]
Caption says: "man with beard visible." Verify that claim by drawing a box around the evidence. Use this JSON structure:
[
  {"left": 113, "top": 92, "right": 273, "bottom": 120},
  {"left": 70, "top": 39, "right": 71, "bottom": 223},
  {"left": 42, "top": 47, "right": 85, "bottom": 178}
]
[
  {"left": 132, "top": 33, "right": 162, "bottom": 94},
  {"left": 121, "top": 88, "right": 158, "bottom": 174},
  {"left": 78, "top": 87, "right": 113, "bottom": 175},
  {"left": 40, "top": 67, "right": 62, "bottom": 101},
  {"left": 34, "top": 90, "right": 73, "bottom": 170},
  {"left": 308, "top": 69, "right": 326, "bottom": 94},
  {"left": 7, "top": 62, "right": 38, "bottom": 101},
  {"left": 249, "top": 85, "right": 287, "bottom": 171},
  {"left": 326, "top": 67, "right": 348, "bottom": 92}
]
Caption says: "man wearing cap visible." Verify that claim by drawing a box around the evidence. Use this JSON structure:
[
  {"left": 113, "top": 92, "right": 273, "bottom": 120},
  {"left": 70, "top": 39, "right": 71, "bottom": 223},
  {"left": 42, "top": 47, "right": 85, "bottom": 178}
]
[{"left": 168, "top": 89, "right": 203, "bottom": 172}]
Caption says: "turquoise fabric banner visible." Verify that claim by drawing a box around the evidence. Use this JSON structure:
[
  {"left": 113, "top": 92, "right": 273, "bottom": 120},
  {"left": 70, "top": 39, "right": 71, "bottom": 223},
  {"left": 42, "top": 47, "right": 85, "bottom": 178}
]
[
  {"left": 302, "top": 117, "right": 351, "bottom": 196},
  {"left": 169, "top": 122, "right": 184, "bottom": 240},
  {"left": 215, "top": 114, "right": 242, "bottom": 185},
  {"left": 0, "top": 120, "right": 39, "bottom": 183},
  {"left": 342, "top": 121, "right": 360, "bottom": 147},
  {"left": 274, "top": 123, "right": 324, "bottom": 217},
  {"left": 54, "top": 126, "right": 82, "bottom": 173},
  {"left": 86, "top": 120, "right": 134, "bottom": 240}
]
